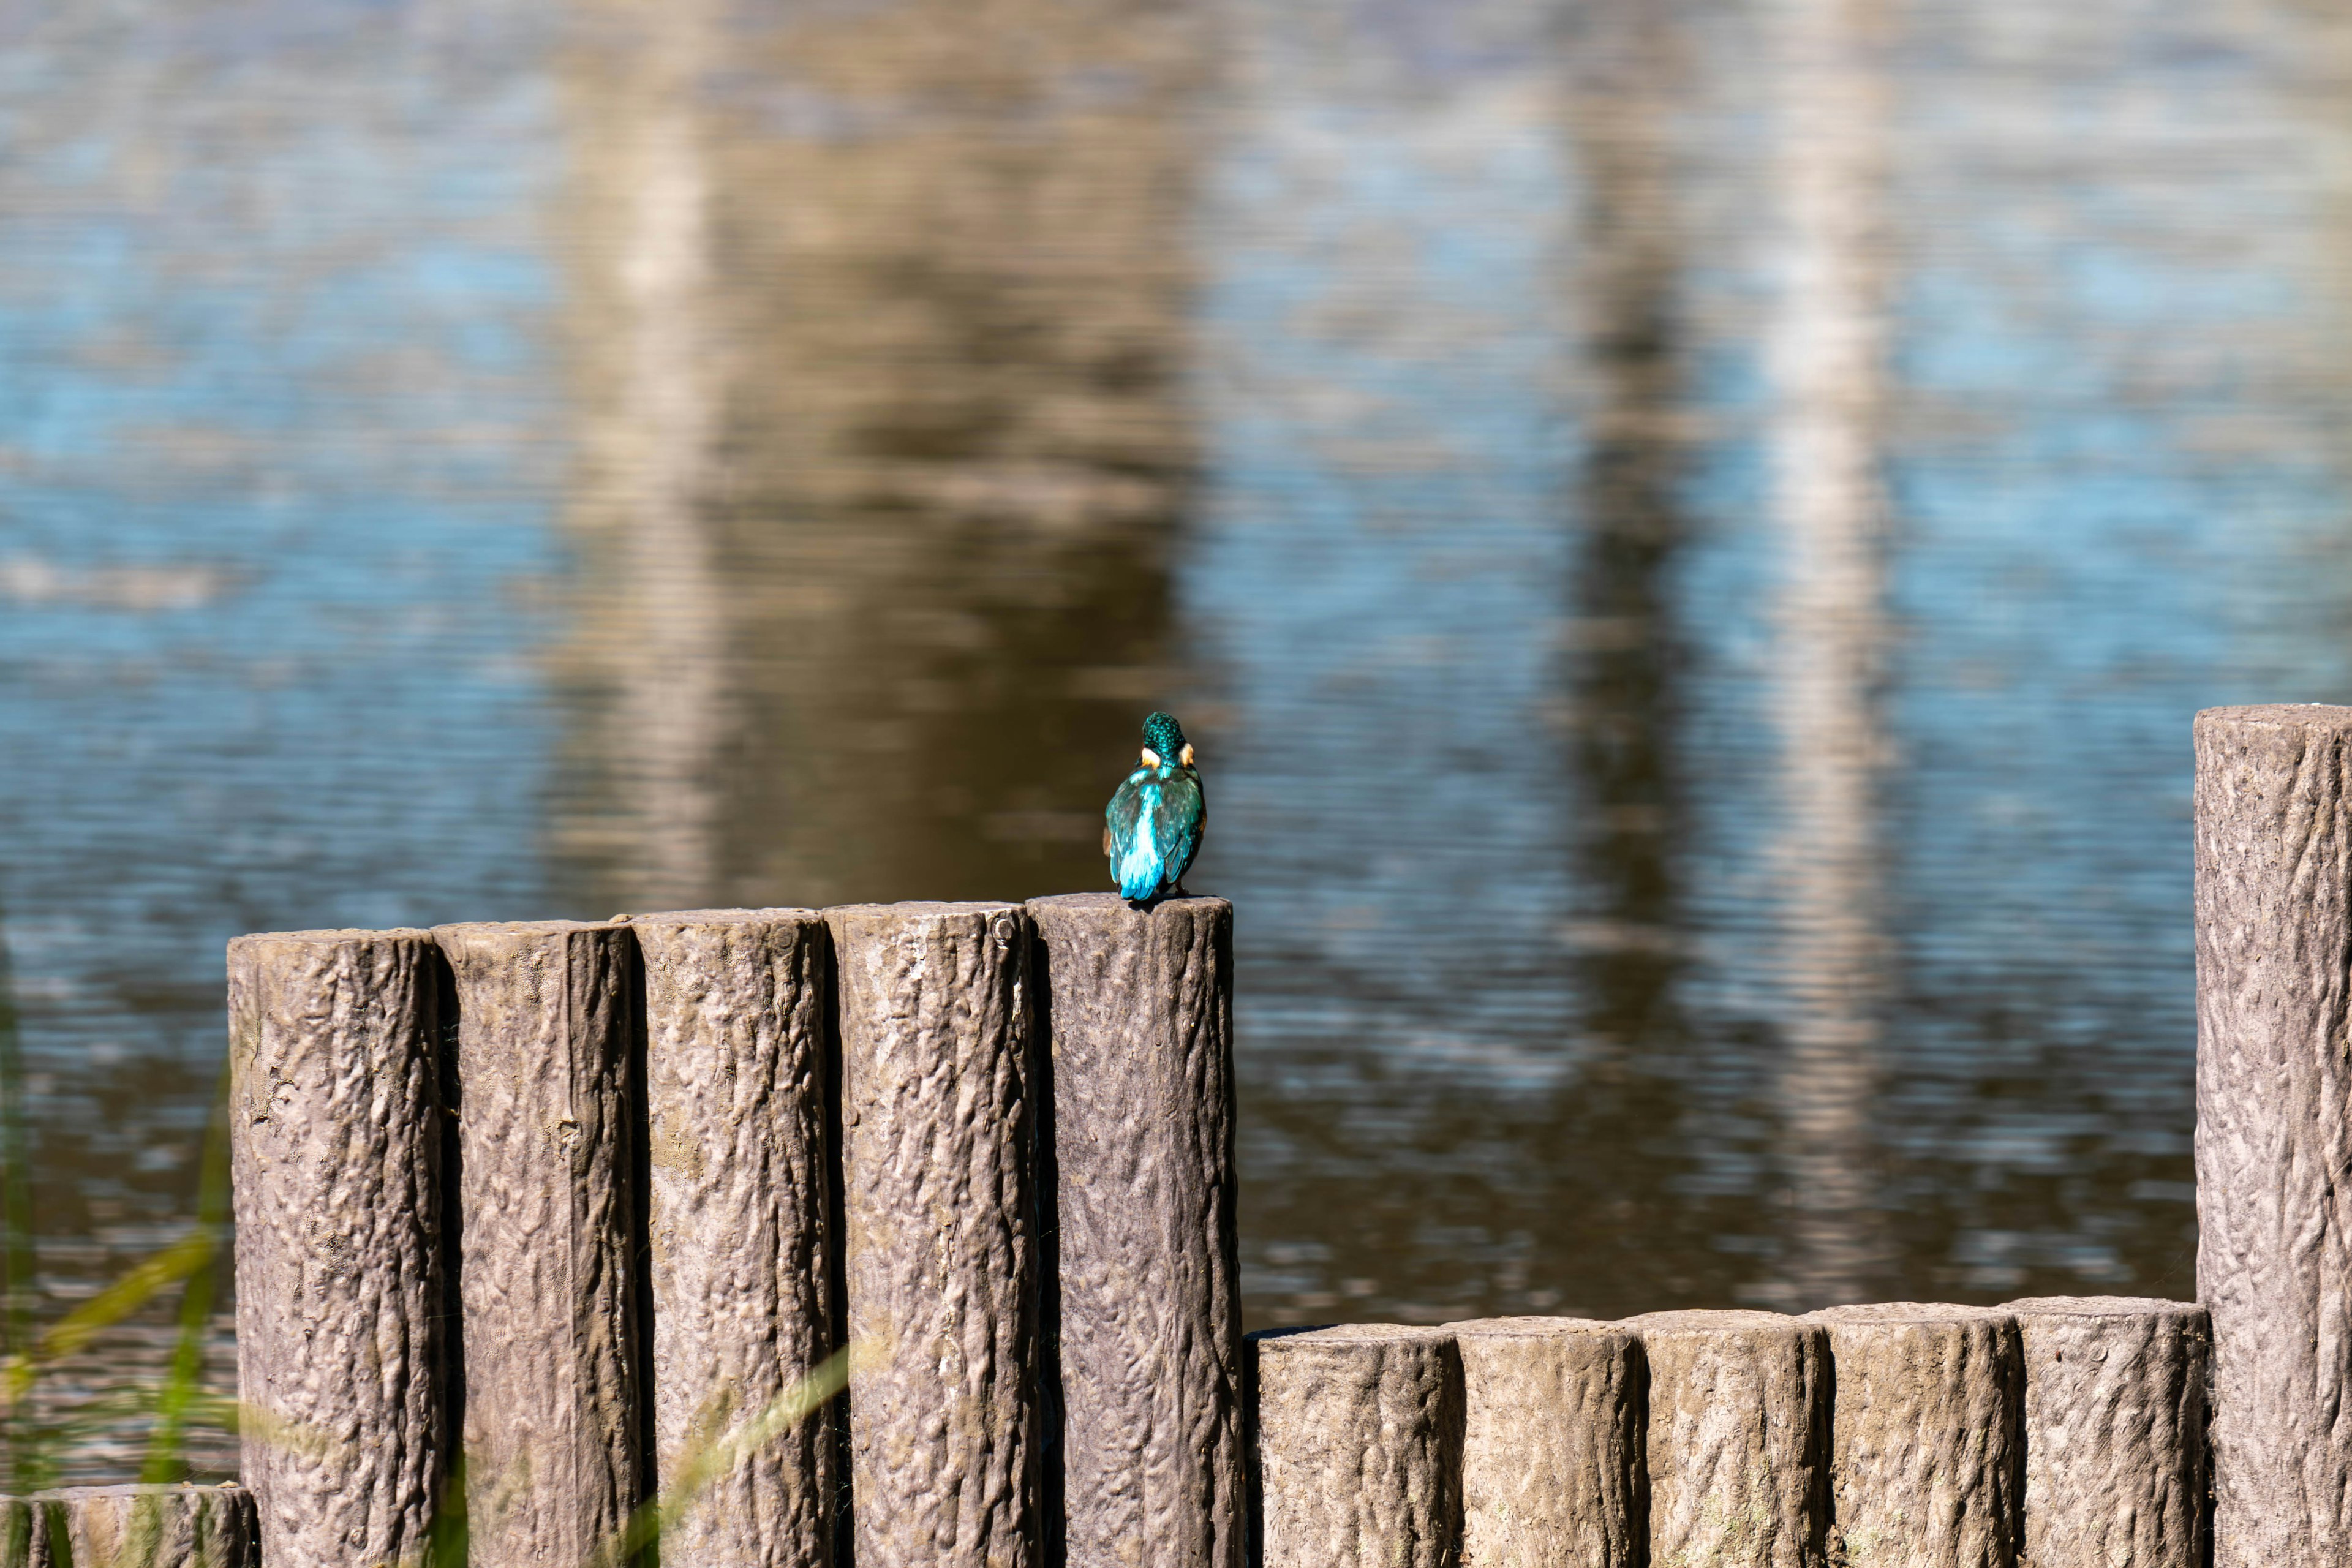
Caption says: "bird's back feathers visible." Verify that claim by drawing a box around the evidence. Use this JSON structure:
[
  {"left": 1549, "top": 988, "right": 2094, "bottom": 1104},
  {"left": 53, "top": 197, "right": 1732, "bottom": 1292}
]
[{"left": 1106, "top": 764, "right": 1204, "bottom": 903}]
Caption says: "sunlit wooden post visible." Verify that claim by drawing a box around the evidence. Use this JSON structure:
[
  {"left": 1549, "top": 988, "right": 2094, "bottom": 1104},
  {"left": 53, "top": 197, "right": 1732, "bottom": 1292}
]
[
  {"left": 636, "top": 909, "right": 839, "bottom": 1568},
  {"left": 1450, "top": 1317, "right": 1644, "bottom": 1568},
  {"left": 2002, "top": 1296, "right": 2208, "bottom": 1568},
  {"left": 1250, "top": 1325, "right": 1465, "bottom": 1568},
  {"left": 433, "top": 919, "right": 647, "bottom": 1568},
  {"left": 2194, "top": 704, "right": 2352, "bottom": 1566},
  {"left": 34, "top": 1484, "right": 256, "bottom": 1568},
  {"left": 1808, "top": 1303, "right": 2022, "bottom": 1567},
  {"left": 227, "top": 929, "right": 445, "bottom": 1567},
  {"left": 0, "top": 1496, "right": 35, "bottom": 1568},
  {"left": 829, "top": 902, "right": 1040, "bottom": 1568},
  {"left": 1028, "top": 893, "right": 1242, "bottom": 1568},
  {"left": 1627, "top": 1310, "right": 1828, "bottom": 1568}
]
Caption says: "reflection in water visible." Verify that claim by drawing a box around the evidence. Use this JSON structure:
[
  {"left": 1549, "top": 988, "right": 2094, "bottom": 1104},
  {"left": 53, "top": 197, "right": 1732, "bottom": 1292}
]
[
  {"left": 1196, "top": 0, "right": 1585, "bottom": 1324},
  {"left": 1760, "top": 0, "right": 1898, "bottom": 1308},
  {"left": 1552, "top": 0, "right": 1733, "bottom": 1306},
  {"left": 559, "top": 0, "right": 729, "bottom": 910},
  {"left": 556, "top": 0, "right": 1208, "bottom": 914},
  {"left": 0, "top": 4, "right": 565, "bottom": 1477}
]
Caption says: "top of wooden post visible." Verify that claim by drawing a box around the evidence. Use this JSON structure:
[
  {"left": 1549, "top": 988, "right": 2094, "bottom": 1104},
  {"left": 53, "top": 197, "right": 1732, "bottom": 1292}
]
[
  {"left": 2195, "top": 703, "right": 2352, "bottom": 736},
  {"left": 431, "top": 918, "right": 628, "bottom": 938},
  {"left": 1448, "top": 1316, "right": 1632, "bottom": 1341},
  {"left": 227, "top": 926, "right": 434, "bottom": 951},
  {"left": 1029, "top": 893, "right": 1232, "bottom": 916},
  {"left": 626, "top": 907, "right": 823, "bottom": 927},
  {"left": 2000, "top": 1295, "right": 2203, "bottom": 1322},
  {"left": 1809, "top": 1302, "right": 2013, "bottom": 1325}
]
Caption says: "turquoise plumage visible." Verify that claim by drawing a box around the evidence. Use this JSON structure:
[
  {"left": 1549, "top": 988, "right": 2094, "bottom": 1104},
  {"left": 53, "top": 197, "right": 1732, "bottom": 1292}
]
[{"left": 1104, "top": 711, "right": 1205, "bottom": 905}]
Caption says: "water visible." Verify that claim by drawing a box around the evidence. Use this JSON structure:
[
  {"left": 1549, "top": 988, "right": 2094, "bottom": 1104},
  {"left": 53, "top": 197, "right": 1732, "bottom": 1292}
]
[{"left": 4, "top": 0, "right": 2351, "bottom": 1476}]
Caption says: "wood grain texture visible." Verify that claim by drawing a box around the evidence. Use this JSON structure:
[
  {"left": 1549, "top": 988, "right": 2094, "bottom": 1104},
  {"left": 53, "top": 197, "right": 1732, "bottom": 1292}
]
[
  {"left": 829, "top": 902, "right": 1038, "bottom": 1568},
  {"left": 2000, "top": 1296, "right": 2208, "bottom": 1568},
  {"left": 1807, "top": 1304, "right": 2021, "bottom": 1568},
  {"left": 227, "top": 929, "right": 445, "bottom": 1568},
  {"left": 2193, "top": 704, "right": 2352, "bottom": 1566},
  {"left": 34, "top": 1485, "right": 257, "bottom": 1568},
  {"left": 1448, "top": 1317, "right": 1644, "bottom": 1568},
  {"left": 1624, "top": 1310, "right": 1828, "bottom": 1568},
  {"left": 636, "top": 910, "right": 838, "bottom": 1568},
  {"left": 1028, "top": 893, "right": 1240, "bottom": 1568},
  {"left": 433, "top": 919, "right": 646, "bottom": 1568},
  {"left": 0, "top": 1499, "right": 26, "bottom": 1568},
  {"left": 1250, "top": 1325, "right": 1465, "bottom": 1568}
]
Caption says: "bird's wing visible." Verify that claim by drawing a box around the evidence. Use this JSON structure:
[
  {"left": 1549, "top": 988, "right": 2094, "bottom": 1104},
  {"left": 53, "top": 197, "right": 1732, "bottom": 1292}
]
[
  {"left": 1106, "top": 774, "right": 1146, "bottom": 848},
  {"left": 1150, "top": 772, "right": 1205, "bottom": 890},
  {"left": 1107, "top": 775, "right": 1165, "bottom": 900}
]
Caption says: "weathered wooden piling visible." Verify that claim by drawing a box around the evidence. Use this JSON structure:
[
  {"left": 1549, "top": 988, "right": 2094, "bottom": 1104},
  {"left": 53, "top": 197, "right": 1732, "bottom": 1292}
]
[
  {"left": 2193, "top": 703, "right": 2352, "bottom": 1566},
  {"left": 2000, "top": 1296, "right": 2209, "bottom": 1568},
  {"left": 30, "top": 1484, "right": 256, "bottom": 1568},
  {"left": 432, "top": 919, "right": 646, "bottom": 1568},
  {"left": 1449, "top": 1317, "right": 1644, "bottom": 1568},
  {"left": 829, "top": 902, "right": 1039, "bottom": 1568},
  {"left": 636, "top": 909, "right": 838, "bottom": 1568},
  {"left": 1807, "top": 1303, "right": 2021, "bottom": 1568},
  {"left": 226, "top": 929, "right": 445, "bottom": 1567},
  {"left": 1250, "top": 1325, "right": 1466, "bottom": 1568},
  {"left": 1625, "top": 1309, "right": 1828, "bottom": 1568},
  {"left": 1028, "top": 893, "right": 1242, "bottom": 1568},
  {"left": 0, "top": 1499, "right": 27, "bottom": 1568}
]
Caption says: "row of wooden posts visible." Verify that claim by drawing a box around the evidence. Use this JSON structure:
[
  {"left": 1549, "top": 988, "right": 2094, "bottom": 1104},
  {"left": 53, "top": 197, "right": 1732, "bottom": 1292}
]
[
  {"left": 31, "top": 703, "right": 2352, "bottom": 1566},
  {"left": 227, "top": 893, "right": 1234, "bottom": 1568},
  {"left": 0, "top": 1297, "right": 2217, "bottom": 1568}
]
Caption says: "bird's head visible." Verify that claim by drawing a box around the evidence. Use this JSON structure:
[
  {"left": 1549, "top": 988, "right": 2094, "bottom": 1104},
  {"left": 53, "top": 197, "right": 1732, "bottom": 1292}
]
[{"left": 1140, "top": 710, "right": 1194, "bottom": 769}]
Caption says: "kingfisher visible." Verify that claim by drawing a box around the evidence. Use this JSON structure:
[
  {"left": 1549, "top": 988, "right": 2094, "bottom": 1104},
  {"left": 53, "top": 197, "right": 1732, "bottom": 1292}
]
[{"left": 1104, "top": 710, "right": 1205, "bottom": 906}]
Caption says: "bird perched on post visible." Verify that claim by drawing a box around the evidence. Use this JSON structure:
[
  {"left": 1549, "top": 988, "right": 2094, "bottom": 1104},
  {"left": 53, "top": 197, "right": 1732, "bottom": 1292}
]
[{"left": 1104, "top": 710, "right": 1205, "bottom": 906}]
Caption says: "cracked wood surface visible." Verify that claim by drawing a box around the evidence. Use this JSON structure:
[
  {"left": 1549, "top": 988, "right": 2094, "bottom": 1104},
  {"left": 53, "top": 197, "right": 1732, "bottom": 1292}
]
[
  {"left": 1450, "top": 1317, "right": 1643, "bottom": 1568},
  {"left": 2002, "top": 1296, "right": 2208, "bottom": 1568},
  {"left": 1251, "top": 1325, "right": 1465, "bottom": 1568},
  {"left": 1626, "top": 1310, "right": 1828, "bottom": 1568},
  {"left": 830, "top": 902, "right": 1039, "bottom": 1568},
  {"left": 1807, "top": 1303, "right": 2021, "bottom": 1568},
  {"left": 2195, "top": 704, "right": 2352, "bottom": 1566},
  {"left": 227, "top": 929, "right": 445, "bottom": 1568},
  {"left": 638, "top": 909, "right": 839, "bottom": 1568},
  {"left": 1030, "top": 894, "right": 1240, "bottom": 1568},
  {"left": 27, "top": 1485, "right": 256, "bottom": 1568},
  {"left": 434, "top": 919, "right": 646, "bottom": 1568}
]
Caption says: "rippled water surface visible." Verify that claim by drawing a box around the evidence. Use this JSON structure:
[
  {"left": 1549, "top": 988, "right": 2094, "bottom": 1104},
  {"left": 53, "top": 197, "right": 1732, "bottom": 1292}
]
[{"left": 6, "top": 0, "right": 2352, "bottom": 1476}]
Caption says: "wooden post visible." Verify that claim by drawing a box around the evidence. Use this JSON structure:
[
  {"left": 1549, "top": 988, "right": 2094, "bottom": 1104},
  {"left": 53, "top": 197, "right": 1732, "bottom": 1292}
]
[
  {"left": 33, "top": 1485, "right": 255, "bottom": 1568},
  {"left": 829, "top": 902, "right": 1039, "bottom": 1568},
  {"left": 227, "top": 929, "right": 445, "bottom": 1567},
  {"left": 2001, "top": 1296, "right": 2208, "bottom": 1568},
  {"left": 2194, "top": 703, "right": 2352, "bottom": 1564},
  {"left": 0, "top": 1497, "right": 31, "bottom": 1568},
  {"left": 1028, "top": 893, "right": 1241, "bottom": 1568},
  {"left": 433, "top": 919, "right": 646, "bottom": 1568},
  {"left": 635, "top": 909, "right": 839, "bottom": 1568},
  {"left": 1449, "top": 1317, "right": 1644, "bottom": 1568},
  {"left": 1807, "top": 1303, "right": 2021, "bottom": 1568},
  {"left": 1250, "top": 1325, "right": 1465, "bottom": 1568},
  {"left": 1625, "top": 1310, "right": 1828, "bottom": 1568}
]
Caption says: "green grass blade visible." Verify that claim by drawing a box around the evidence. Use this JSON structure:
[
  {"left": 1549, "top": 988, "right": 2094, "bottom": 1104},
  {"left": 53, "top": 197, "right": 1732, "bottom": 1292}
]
[
  {"left": 0, "top": 894, "right": 37, "bottom": 1493},
  {"left": 138, "top": 1066, "right": 233, "bottom": 1488}
]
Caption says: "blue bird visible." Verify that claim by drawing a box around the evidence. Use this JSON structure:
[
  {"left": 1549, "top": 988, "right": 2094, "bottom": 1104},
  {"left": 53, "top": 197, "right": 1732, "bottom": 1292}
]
[{"left": 1104, "top": 711, "right": 1205, "bottom": 905}]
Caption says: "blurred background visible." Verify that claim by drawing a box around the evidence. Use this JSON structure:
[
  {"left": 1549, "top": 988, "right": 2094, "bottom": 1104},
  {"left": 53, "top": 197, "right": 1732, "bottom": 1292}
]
[{"left": 6, "top": 0, "right": 2351, "bottom": 1477}]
